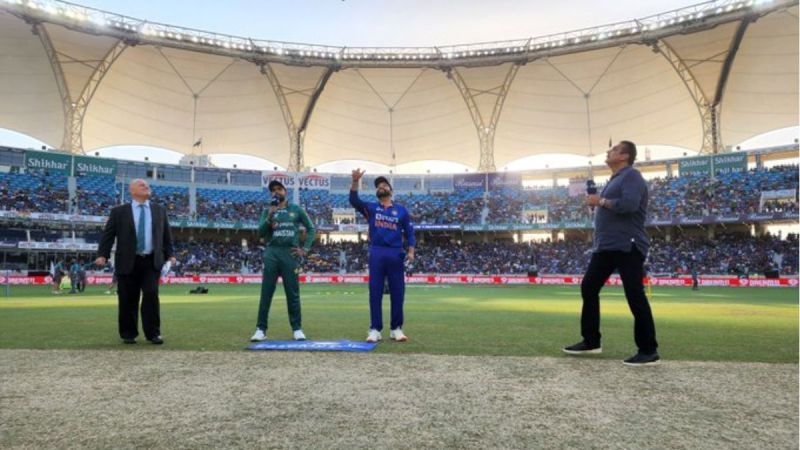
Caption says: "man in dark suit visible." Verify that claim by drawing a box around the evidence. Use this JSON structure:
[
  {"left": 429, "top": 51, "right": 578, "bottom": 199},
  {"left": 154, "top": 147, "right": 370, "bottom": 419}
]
[{"left": 96, "top": 179, "right": 176, "bottom": 345}]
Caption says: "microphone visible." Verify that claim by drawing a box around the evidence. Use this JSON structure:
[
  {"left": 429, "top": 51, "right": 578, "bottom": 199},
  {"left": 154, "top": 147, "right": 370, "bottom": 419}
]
[
  {"left": 586, "top": 179, "right": 597, "bottom": 195},
  {"left": 586, "top": 180, "right": 597, "bottom": 211}
]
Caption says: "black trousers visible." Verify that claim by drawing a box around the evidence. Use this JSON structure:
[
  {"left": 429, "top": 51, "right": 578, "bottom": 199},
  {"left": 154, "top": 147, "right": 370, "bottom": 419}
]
[
  {"left": 117, "top": 255, "right": 161, "bottom": 340},
  {"left": 580, "top": 246, "right": 658, "bottom": 354}
]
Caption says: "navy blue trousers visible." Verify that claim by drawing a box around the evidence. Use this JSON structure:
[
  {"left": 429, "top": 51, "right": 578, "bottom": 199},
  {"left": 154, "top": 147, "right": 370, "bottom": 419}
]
[{"left": 368, "top": 246, "right": 406, "bottom": 331}]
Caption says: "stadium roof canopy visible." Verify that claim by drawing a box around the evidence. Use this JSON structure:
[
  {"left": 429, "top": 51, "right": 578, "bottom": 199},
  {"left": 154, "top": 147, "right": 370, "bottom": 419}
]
[{"left": 0, "top": 0, "right": 797, "bottom": 171}]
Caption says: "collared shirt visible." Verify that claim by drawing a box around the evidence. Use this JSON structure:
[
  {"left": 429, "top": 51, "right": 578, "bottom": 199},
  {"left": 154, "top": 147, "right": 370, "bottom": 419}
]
[
  {"left": 592, "top": 165, "right": 650, "bottom": 257},
  {"left": 131, "top": 199, "right": 153, "bottom": 255}
]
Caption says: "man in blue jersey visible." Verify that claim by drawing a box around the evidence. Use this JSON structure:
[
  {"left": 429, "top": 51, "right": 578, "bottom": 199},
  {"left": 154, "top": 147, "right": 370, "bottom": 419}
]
[{"left": 350, "top": 169, "right": 416, "bottom": 343}]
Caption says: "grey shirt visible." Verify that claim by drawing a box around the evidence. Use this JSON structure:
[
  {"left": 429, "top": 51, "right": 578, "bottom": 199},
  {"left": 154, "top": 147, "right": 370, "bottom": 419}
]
[{"left": 592, "top": 165, "right": 650, "bottom": 257}]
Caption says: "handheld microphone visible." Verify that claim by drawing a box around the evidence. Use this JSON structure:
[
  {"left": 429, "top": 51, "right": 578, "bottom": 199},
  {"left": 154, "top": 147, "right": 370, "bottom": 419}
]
[
  {"left": 269, "top": 196, "right": 281, "bottom": 207},
  {"left": 586, "top": 180, "right": 597, "bottom": 211},
  {"left": 586, "top": 179, "right": 597, "bottom": 195}
]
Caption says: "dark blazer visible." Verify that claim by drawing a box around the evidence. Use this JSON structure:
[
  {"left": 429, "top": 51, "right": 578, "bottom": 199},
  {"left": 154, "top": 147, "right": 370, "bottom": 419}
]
[{"left": 97, "top": 202, "right": 175, "bottom": 275}]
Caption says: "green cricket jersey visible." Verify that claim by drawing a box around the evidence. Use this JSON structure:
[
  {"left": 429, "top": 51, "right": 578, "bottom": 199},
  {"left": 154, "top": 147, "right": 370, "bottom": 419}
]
[{"left": 258, "top": 203, "right": 316, "bottom": 251}]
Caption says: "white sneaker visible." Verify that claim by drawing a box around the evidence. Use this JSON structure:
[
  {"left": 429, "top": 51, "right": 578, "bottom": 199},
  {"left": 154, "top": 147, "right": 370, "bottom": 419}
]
[
  {"left": 293, "top": 329, "right": 307, "bottom": 341},
  {"left": 250, "top": 329, "right": 266, "bottom": 342},
  {"left": 366, "top": 329, "right": 382, "bottom": 343},
  {"left": 390, "top": 328, "right": 408, "bottom": 342}
]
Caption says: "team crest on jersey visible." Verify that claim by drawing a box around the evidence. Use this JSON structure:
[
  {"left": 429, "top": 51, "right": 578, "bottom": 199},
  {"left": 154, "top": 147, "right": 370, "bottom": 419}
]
[
  {"left": 289, "top": 212, "right": 296, "bottom": 218},
  {"left": 391, "top": 210, "right": 398, "bottom": 216}
]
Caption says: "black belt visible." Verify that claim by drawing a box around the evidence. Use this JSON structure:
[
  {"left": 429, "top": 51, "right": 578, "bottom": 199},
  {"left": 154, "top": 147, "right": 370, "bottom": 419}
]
[{"left": 136, "top": 254, "right": 154, "bottom": 258}]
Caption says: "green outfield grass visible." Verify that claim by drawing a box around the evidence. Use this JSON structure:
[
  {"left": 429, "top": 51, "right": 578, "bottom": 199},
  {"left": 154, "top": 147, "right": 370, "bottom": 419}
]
[{"left": 0, "top": 284, "right": 796, "bottom": 363}]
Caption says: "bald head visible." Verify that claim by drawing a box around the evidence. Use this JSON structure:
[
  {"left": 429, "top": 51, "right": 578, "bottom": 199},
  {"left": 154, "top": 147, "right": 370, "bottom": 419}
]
[{"left": 129, "top": 178, "right": 151, "bottom": 202}]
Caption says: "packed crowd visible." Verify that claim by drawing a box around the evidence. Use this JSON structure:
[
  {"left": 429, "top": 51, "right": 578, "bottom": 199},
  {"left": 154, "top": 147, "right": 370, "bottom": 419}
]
[
  {"left": 0, "top": 173, "right": 70, "bottom": 213},
  {"left": 648, "top": 165, "right": 798, "bottom": 218},
  {"left": 308, "top": 165, "right": 797, "bottom": 225},
  {"left": 171, "top": 233, "right": 798, "bottom": 276},
  {"left": 648, "top": 234, "right": 799, "bottom": 275},
  {"left": 75, "top": 176, "right": 119, "bottom": 216},
  {"left": 2, "top": 166, "right": 796, "bottom": 227},
  {"left": 762, "top": 199, "right": 799, "bottom": 214},
  {"left": 173, "top": 240, "right": 263, "bottom": 274},
  {"left": 195, "top": 200, "right": 261, "bottom": 223},
  {"left": 150, "top": 186, "right": 190, "bottom": 218}
]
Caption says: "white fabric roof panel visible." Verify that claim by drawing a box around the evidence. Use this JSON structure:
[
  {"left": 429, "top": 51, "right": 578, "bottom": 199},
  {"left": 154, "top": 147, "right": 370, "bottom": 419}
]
[
  {"left": 721, "top": 6, "right": 799, "bottom": 146},
  {"left": 662, "top": 21, "right": 740, "bottom": 102},
  {"left": 304, "top": 68, "right": 479, "bottom": 167},
  {"left": 45, "top": 23, "right": 120, "bottom": 104},
  {"left": 0, "top": 5, "right": 796, "bottom": 168},
  {"left": 82, "top": 45, "right": 289, "bottom": 164},
  {"left": 495, "top": 44, "right": 702, "bottom": 166},
  {"left": 0, "top": 11, "right": 64, "bottom": 147}
]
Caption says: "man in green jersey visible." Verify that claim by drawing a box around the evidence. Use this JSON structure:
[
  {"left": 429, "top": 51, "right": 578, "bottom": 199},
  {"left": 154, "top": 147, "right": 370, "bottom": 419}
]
[{"left": 250, "top": 180, "right": 316, "bottom": 342}]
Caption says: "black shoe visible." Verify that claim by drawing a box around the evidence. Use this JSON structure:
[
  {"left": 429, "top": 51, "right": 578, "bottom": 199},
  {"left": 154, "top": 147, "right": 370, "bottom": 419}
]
[
  {"left": 623, "top": 352, "right": 660, "bottom": 366},
  {"left": 122, "top": 338, "right": 137, "bottom": 344},
  {"left": 562, "top": 341, "right": 602, "bottom": 355},
  {"left": 147, "top": 336, "right": 164, "bottom": 345}
]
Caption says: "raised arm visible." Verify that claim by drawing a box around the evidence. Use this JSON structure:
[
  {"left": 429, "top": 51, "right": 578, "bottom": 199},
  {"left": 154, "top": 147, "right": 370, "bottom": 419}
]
[
  {"left": 349, "top": 168, "right": 369, "bottom": 218},
  {"left": 258, "top": 207, "right": 275, "bottom": 239}
]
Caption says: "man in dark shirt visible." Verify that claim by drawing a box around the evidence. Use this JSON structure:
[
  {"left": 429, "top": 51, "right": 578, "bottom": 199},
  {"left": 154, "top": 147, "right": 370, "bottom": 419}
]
[{"left": 563, "top": 141, "right": 659, "bottom": 366}]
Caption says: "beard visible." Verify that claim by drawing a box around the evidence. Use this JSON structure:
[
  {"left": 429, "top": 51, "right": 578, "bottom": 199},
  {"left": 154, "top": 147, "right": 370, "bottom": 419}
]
[{"left": 376, "top": 189, "right": 391, "bottom": 199}]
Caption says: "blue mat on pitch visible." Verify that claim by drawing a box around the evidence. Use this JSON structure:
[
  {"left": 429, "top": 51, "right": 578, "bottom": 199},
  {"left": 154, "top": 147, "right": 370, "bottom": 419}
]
[{"left": 246, "top": 340, "right": 377, "bottom": 352}]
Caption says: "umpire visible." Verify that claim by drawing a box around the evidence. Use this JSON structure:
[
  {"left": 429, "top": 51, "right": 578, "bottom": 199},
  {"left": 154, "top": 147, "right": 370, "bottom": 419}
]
[{"left": 250, "top": 180, "right": 316, "bottom": 342}]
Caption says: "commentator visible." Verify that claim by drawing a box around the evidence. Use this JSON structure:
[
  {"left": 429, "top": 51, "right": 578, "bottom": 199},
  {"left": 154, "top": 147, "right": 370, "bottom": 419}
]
[{"left": 562, "top": 141, "right": 660, "bottom": 366}]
